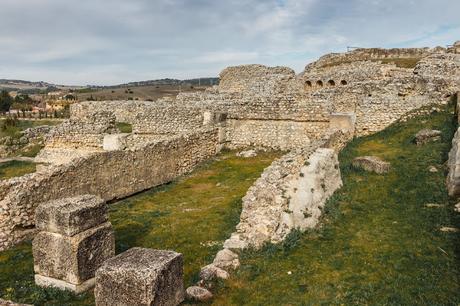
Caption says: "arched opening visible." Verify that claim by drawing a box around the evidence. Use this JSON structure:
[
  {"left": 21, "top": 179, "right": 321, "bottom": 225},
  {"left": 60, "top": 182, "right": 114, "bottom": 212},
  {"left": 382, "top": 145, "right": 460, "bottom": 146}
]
[
  {"left": 304, "top": 80, "right": 312, "bottom": 89},
  {"left": 327, "top": 80, "right": 335, "bottom": 86},
  {"left": 316, "top": 80, "right": 323, "bottom": 87},
  {"left": 340, "top": 80, "right": 347, "bottom": 86}
]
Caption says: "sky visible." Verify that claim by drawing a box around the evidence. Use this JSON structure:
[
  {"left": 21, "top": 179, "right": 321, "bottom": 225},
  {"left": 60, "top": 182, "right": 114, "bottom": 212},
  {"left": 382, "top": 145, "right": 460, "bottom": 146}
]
[{"left": 0, "top": 0, "right": 459, "bottom": 86}]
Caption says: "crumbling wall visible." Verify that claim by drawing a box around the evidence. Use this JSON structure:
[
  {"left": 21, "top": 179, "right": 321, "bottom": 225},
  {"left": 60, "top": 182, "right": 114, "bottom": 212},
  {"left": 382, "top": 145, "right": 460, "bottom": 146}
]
[
  {"left": 306, "top": 47, "right": 435, "bottom": 70},
  {"left": 223, "top": 135, "right": 343, "bottom": 250},
  {"left": 45, "top": 110, "right": 117, "bottom": 150},
  {"left": 224, "top": 119, "right": 328, "bottom": 150},
  {"left": 0, "top": 128, "right": 220, "bottom": 250}
]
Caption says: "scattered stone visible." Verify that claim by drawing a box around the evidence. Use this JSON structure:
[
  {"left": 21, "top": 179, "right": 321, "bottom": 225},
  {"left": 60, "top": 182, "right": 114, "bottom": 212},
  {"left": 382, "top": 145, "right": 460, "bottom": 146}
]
[
  {"left": 455, "top": 203, "right": 460, "bottom": 212},
  {"left": 428, "top": 166, "right": 438, "bottom": 173},
  {"left": 236, "top": 149, "right": 257, "bottom": 158},
  {"left": 95, "top": 247, "right": 184, "bottom": 306},
  {"left": 440, "top": 227, "right": 459, "bottom": 233},
  {"left": 424, "top": 203, "right": 444, "bottom": 208},
  {"left": 0, "top": 299, "right": 33, "bottom": 306},
  {"left": 213, "top": 249, "right": 240, "bottom": 271},
  {"left": 352, "top": 156, "right": 390, "bottom": 174},
  {"left": 185, "top": 286, "right": 213, "bottom": 302},
  {"left": 200, "top": 264, "right": 230, "bottom": 281},
  {"left": 414, "top": 129, "right": 442, "bottom": 145}
]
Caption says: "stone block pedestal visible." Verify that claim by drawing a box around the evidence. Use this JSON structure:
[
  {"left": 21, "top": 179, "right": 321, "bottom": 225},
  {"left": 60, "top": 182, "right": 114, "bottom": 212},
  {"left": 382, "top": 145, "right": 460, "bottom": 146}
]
[
  {"left": 33, "top": 195, "right": 115, "bottom": 293},
  {"left": 95, "top": 247, "right": 184, "bottom": 306}
]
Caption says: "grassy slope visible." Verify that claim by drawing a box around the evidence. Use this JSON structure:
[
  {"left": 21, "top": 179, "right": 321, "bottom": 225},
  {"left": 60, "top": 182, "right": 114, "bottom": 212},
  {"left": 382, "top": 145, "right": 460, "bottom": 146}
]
[
  {"left": 0, "top": 160, "right": 36, "bottom": 179},
  {"left": 212, "top": 104, "right": 460, "bottom": 305},
  {"left": 0, "top": 150, "right": 280, "bottom": 305}
]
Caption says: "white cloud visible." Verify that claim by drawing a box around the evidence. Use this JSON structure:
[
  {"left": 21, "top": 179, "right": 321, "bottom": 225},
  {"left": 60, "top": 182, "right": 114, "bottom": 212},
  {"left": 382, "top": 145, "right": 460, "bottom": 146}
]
[{"left": 0, "top": 0, "right": 458, "bottom": 85}]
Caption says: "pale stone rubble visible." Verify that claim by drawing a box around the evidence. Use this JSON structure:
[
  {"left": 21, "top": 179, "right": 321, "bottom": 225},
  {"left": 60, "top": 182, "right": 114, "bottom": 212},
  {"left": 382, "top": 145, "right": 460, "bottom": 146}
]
[
  {"left": 414, "top": 129, "right": 442, "bottom": 145},
  {"left": 352, "top": 156, "right": 391, "bottom": 174}
]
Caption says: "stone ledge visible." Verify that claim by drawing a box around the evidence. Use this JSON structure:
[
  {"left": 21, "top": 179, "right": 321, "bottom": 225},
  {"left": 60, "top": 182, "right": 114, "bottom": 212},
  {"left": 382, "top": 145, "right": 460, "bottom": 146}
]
[{"left": 35, "top": 274, "right": 95, "bottom": 294}]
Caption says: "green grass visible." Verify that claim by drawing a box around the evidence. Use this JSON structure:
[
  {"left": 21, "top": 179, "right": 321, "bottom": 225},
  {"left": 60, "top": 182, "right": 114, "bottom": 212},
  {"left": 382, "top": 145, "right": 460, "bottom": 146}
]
[
  {"left": 0, "top": 150, "right": 280, "bottom": 305},
  {"left": 115, "top": 122, "right": 133, "bottom": 133},
  {"left": 0, "top": 160, "right": 36, "bottom": 179},
  {"left": 212, "top": 104, "right": 460, "bottom": 305},
  {"left": 0, "top": 119, "right": 60, "bottom": 139}
]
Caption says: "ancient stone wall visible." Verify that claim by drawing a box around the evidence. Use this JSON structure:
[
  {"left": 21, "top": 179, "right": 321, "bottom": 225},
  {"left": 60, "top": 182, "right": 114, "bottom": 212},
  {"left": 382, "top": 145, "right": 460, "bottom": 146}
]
[
  {"left": 0, "top": 128, "right": 219, "bottom": 250},
  {"left": 224, "top": 119, "right": 328, "bottom": 150},
  {"left": 224, "top": 132, "right": 345, "bottom": 250},
  {"left": 306, "top": 47, "right": 435, "bottom": 70}
]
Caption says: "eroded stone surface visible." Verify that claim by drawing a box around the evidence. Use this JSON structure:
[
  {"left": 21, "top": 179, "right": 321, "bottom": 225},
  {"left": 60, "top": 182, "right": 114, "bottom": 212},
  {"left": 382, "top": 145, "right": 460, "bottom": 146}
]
[
  {"left": 94, "top": 247, "right": 184, "bottom": 306},
  {"left": 200, "top": 264, "right": 229, "bottom": 281},
  {"left": 33, "top": 222, "right": 114, "bottom": 285},
  {"left": 212, "top": 249, "right": 240, "bottom": 271},
  {"left": 415, "top": 129, "right": 442, "bottom": 145},
  {"left": 185, "top": 286, "right": 213, "bottom": 302},
  {"left": 35, "top": 195, "right": 107, "bottom": 237},
  {"left": 352, "top": 156, "right": 390, "bottom": 174}
]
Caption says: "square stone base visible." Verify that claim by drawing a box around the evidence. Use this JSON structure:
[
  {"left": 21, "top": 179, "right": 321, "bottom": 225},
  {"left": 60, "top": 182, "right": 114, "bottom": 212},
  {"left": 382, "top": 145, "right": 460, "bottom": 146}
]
[{"left": 35, "top": 274, "right": 95, "bottom": 294}]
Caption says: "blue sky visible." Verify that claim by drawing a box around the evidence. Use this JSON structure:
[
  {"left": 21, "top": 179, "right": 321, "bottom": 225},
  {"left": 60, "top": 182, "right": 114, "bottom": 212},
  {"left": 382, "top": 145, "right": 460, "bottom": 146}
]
[{"left": 0, "top": 0, "right": 458, "bottom": 85}]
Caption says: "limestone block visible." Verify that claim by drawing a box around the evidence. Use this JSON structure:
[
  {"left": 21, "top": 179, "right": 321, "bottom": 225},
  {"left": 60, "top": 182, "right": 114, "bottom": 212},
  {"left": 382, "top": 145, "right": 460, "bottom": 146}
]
[
  {"left": 329, "top": 112, "right": 356, "bottom": 132},
  {"left": 103, "top": 134, "right": 128, "bottom": 151},
  {"left": 352, "top": 156, "right": 390, "bottom": 174},
  {"left": 33, "top": 222, "right": 115, "bottom": 285},
  {"left": 35, "top": 195, "right": 107, "bottom": 237},
  {"left": 94, "top": 247, "right": 185, "bottom": 306}
]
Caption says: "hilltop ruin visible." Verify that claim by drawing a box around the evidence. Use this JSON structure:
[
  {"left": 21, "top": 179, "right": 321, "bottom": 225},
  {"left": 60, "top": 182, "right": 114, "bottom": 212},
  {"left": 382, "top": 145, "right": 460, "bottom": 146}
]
[{"left": 0, "top": 41, "right": 459, "bottom": 253}]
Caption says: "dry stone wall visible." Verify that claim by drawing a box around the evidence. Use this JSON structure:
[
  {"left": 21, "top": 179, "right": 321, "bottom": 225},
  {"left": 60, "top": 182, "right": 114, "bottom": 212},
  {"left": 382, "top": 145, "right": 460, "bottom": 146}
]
[
  {"left": 224, "top": 133, "right": 344, "bottom": 250},
  {"left": 0, "top": 128, "right": 219, "bottom": 251}
]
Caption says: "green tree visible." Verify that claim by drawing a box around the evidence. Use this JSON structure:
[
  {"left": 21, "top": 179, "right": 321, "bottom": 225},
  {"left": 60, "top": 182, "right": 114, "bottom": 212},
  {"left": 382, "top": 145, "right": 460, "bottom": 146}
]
[{"left": 0, "top": 90, "right": 13, "bottom": 113}]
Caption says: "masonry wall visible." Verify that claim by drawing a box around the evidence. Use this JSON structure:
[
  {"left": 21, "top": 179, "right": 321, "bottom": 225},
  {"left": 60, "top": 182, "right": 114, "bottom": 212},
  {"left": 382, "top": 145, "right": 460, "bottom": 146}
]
[
  {"left": 224, "top": 119, "right": 329, "bottom": 150},
  {"left": 0, "top": 128, "right": 220, "bottom": 250}
]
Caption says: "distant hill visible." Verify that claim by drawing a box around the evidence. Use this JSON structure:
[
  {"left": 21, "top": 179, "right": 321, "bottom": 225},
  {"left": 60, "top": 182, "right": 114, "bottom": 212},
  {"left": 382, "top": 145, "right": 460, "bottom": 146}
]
[{"left": 91, "top": 77, "right": 219, "bottom": 89}]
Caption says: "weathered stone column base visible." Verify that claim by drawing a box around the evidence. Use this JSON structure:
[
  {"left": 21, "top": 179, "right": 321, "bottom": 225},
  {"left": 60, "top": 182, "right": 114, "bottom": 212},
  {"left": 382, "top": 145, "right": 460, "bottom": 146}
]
[{"left": 35, "top": 274, "right": 95, "bottom": 294}]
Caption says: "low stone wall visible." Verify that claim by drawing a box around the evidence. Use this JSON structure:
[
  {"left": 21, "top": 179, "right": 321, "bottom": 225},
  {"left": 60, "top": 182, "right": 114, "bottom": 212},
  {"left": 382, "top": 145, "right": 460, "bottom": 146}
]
[
  {"left": 447, "top": 93, "right": 460, "bottom": 197},
  {"left": 224, "top": 137, "right": 343, "bottom": 250},
  {"left": 0, "top": 128, "right": 220, "bottom": 250},
  {"left": 224, "top": 119, "right": 329, "bottom": 150}
]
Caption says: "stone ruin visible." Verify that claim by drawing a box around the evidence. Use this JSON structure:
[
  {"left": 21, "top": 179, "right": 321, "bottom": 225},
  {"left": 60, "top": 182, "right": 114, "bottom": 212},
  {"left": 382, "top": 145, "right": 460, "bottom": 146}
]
[
  {"left": 33, "top": 195, "right": 114, "bottom": 293},
  {"left": 95, "top": 247, "right": 184, "bottom": 306},
  {"left": 0, "top": 40, "right": 459, "bottom": 303}
]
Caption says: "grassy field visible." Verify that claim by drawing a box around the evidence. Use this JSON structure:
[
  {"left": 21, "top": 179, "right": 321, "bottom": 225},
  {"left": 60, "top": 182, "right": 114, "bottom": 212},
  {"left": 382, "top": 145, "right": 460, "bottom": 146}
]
[
  {"left": 0, "top": 160, "right": 36, "bottom": 179},
  {"left": 76, "top": 84, "right": 210, "bottom": 101},
  {"left": 212, "top": 103, "right": 460, "bottom": 305},
  {"left": 0, "top": 150, "right": 280, "bottom": 305}
]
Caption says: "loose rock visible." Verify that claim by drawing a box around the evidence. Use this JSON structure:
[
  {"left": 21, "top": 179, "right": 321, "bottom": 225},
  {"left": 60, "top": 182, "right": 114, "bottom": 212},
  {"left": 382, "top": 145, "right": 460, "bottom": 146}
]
[
  {"left": 415, "top": 129, "right": 442, "bottom": 145},
  {"left": 236, "top": 149, "right": 257, "bottom": 158},
  {"left": 200, "top": 264, "right": 230, "bottom": 281},
  {"left": 186, "top": 286, "right": 213, "bottom": 302},
  {"left": 213, "top": 249, "right": 240, "bottom": 271},
  {"left": 352, "top": 156, "right": 390, "bottom": 174}
]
